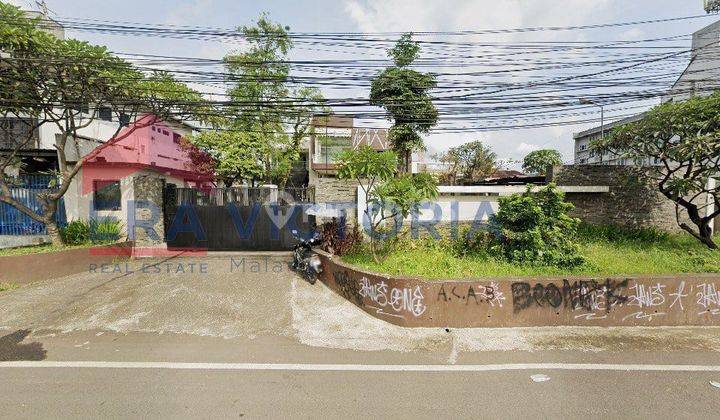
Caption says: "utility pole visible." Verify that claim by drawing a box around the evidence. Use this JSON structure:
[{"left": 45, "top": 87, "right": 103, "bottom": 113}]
[{"left": 579, "top": 98, "right": 605, "bottom": 140}]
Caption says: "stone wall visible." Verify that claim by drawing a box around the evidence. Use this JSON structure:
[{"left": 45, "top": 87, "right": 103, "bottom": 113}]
[
  {"left": 313, "top": 177, "right": 359, "bottom": 224},
  {"left": 131, "top": 175, "right": 165, "bottom": 246},
  {"left": 549, "top": 165, "right": 706, "bottom": 233},
  {"left": 313, "top": 177, "right": 358, "bottom": 203}
]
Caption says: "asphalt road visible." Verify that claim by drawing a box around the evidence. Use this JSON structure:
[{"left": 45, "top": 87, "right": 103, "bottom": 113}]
[{"left": 2, "top": 255, "right": 720, "bottom": 419}]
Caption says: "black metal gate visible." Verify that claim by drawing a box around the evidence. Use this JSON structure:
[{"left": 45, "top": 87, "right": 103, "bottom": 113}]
[{"left": 163, "top": 186, "right": 316, "bottom": 251}]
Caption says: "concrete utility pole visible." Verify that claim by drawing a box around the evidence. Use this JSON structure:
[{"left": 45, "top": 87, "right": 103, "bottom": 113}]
[{"left": 579, "top": 98, "right": 604, "bottom": 140}]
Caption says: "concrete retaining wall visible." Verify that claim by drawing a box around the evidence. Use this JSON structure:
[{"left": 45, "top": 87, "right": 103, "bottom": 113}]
[
  {"left": 0, "top": 242, "right": 133, "bottom": 286},
  {"left": 0, "top": 235, "right": 51, "bottom": 249},
  {"left": 318, "top": 252, "right": 720, "bottom": 328}
]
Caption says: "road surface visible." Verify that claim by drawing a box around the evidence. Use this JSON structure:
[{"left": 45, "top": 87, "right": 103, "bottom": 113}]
[{"left": 1, "top": 255, "right": 720, "bottom": 418}]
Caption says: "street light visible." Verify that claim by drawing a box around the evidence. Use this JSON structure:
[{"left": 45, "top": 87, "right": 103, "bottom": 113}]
[{"left": 579, "top": 98, "right": 604, "bottom": 140}]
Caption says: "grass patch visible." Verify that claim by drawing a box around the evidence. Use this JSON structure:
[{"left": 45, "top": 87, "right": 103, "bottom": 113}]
[
  {"left": 343, "top": 227, "right": 720, "bottom": 279},
  {"left": 0, "top": 282, "right": 18, "bottom": 292},
  {"left": 0, "top": 243, "right": 96, "bottom": 257}
]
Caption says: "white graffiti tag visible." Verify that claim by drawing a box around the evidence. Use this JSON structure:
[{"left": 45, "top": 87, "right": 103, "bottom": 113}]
[
  {"left": 627, "top": 282, "right": 666, "bottom": 308},
  {"left": 669, "top": 281, "right": 689, "bottom": 310},
  {"left": 389, "top": 286, "right": 427, "bottom": 317},
  {"left": 358, "top": 278, "right": 388, "bottom": 306},
  {"left": 477, "top": 282, "right": 506, "bottom": 307},
  {"left": 358, "top": 277, "right": 426, "bottom": 318},
  {"left": 696, "top": 283, "right": 720, "bottom": 315}
]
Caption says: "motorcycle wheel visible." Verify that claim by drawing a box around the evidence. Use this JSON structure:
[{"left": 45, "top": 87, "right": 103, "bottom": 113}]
[{"left": 304, "top": 269, "right": 317, "bottom": 285}]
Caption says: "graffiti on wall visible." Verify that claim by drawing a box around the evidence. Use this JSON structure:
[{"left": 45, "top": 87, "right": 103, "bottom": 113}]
[
  {"left": 327, "top": 256, "right": 720, "bottom": 326},
  {"left": 358, "top": 277, "right": 426, "bottom": 319},
  {"left": 511, "top": 279, "right": 629, "bottom": 314},
  {"left": 511, "top": 278, "right": 720, "bottom": 322},
  {"left": 436, "top": 283, "right": 505, "bottom": 307},
  {"left": 333, "top": 270, "right": 363, "bottom": 306}
]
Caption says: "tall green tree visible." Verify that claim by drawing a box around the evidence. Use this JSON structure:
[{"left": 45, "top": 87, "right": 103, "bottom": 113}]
[
  {"left": 337, "top": 146, "right": 438, "bottom": 263},
  {"left": 594, "top": 92, "right": 720, "bottom": 249},
  {"left": 370, "top": 33, "right": 438, "bottom": 173},
  {"left": 0, "top": 2, "right": 207, "bottom": 244},
  {"left": 438, "top": 141, "right": 497, "bottom": 185},
  {"left": 188, "top": 131, "right": 264, "bottom": 187},
  {"left": 220, "top": 13, "right": 324, "bottom": 187},
  {"left": 522, "top": 149, "right": 563, "bottom": 176}
]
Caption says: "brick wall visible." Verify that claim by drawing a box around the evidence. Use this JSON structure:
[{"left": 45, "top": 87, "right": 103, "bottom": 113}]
[{"left": 549, "top": 165, "right": 706, "bottom": 233}]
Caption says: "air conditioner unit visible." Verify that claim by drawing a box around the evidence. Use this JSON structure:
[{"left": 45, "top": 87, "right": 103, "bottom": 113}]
[{"left": 706, "top": 0, "right": 720, "bottom": 13}]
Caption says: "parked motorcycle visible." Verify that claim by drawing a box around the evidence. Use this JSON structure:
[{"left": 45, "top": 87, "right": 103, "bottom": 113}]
[{"left": 291, "top": 229, "right": 323, "bottom": 284}]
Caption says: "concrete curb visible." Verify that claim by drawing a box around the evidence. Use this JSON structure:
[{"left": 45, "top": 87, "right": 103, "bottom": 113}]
[{"left": 0, "top": 242, "right": 133, "bottom": 286}]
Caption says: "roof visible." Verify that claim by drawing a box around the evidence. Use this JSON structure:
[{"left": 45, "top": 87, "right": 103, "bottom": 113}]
[
  {"left": 351, "top": 128, "right": 389, "bottom": 150},
  {"left": 484, "top": 169, "right": 526, "bottom": 180},
  {"left": 572, "top": 113, "right": 646, "bottom": 140}
]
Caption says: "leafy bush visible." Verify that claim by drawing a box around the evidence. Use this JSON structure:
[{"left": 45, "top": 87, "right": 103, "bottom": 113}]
[
  {"left": 89, "top": 218, "right": 123, "bottom": 243},
  {"left": 490, "top": 183, "right": 583, "bottom": 267},
  {"left": 60, "top": 220, "right": 90, "bottom": 245},
  {"left": 60, "top": 218, "right": 122, "bottom": 245},
  {"left": 451, "top": 226, "right": 493, "bottom": 257},
  {"left": 320, "top": 219, "right": 362, "bottom": 256}
]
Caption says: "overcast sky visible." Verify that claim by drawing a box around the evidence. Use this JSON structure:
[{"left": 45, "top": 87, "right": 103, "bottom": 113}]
[{"left": 8, "top": 0, "right": 718, "bottom": 167}]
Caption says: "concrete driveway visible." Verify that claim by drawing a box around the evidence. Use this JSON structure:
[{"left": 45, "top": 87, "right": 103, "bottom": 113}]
[
  {"left": 3, "top": 255, "right": 720, "bottom": 418},
  {"left": 3, "top": 255, "right": 720, "bottom": 356}
]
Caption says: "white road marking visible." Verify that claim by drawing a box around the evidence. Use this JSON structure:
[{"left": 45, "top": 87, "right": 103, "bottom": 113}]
[{"left": 2, "top": 361, "right": 720, "bottom": 372}]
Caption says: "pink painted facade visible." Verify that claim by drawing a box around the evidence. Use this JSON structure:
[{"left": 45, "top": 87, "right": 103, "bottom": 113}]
[{"left": 81, "top": 114, "right": 214, "bottom": 194}]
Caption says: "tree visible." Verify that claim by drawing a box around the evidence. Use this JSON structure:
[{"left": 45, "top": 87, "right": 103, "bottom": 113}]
[
  {"left": 0, "top": 3, "right": 207, "bottom": 244},
  {"left": 370, "top": 33, "right": 438, "bottom": 173},
  {"left": 337, "top": 146, "right": 438, "bottom": 263},
  {"left": 522, "top": 149, "right": 563, "bottom": 176},
  {"left": 437, "top": 141, "right": 497, "bottom": 185},
  {"left": 188, "top": 131, "right": 264, "bottom": 187},
  {"left": 594, "top": 92, "right": 720, "bottom": 249},
  {"left": 222, "top": 13, "right": 324, "bottom": 186}
]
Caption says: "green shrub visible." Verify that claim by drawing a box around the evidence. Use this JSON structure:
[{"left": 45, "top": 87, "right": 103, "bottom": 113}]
[
  {"left": 89, "top": 218, "right": 122, "bottom": 244},
  {"left": 451, "top": 226, "right": 493, "bottom": 257},
  {"left": 490, "top": 183, "right": 583, "bottom": 267},
  {"left": 60, "top": 220, "right": 90, "bottom": 245}
]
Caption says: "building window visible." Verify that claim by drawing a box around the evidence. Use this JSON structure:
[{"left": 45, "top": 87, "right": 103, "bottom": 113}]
[
  {"left": 119, "top": 113, "right": 130, "bottom": 127},
  {"left": 93, "top": 180, "right": 121, "bottom": 211},
  {"left": 314, "top": 135, "right": 352, "bottom": 164},
  {"left": 98, "top": 107, "right": 112, "bottom": 121}
]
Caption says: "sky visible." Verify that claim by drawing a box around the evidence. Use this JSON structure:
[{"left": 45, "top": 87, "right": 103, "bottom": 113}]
[{"left": 7, "top": 0, "right": 719, "bottom": 168}]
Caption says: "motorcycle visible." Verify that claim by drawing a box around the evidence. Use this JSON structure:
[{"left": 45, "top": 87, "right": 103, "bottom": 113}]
[{"left": 291, "top": 229, "right": 323, "bottom": 284}]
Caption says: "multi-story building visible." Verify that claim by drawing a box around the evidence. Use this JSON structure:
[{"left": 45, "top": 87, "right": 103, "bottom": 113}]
[
  {"left": 303, "top": 114, "right": 390, "bottom": 204},
  {"left": 573, "top": 18, "right": 720, "bottom": 165},
  {"left": 572, "top": 113, "right": 648, "bottom": 165}
]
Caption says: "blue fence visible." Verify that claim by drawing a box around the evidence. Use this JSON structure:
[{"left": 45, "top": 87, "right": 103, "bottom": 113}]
[{"left": 0, "top": 174, "right": 67, "bottom": 235}]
